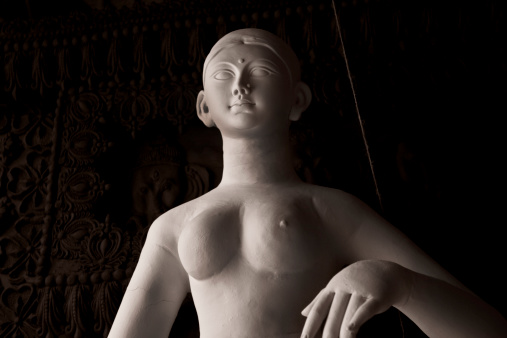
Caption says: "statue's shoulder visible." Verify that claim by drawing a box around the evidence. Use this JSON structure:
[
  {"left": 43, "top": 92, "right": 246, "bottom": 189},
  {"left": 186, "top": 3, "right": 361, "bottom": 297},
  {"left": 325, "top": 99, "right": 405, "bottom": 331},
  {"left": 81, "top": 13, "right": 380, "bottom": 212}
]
[
  {"left": 303, "top": 183, "right": 371, "bottom": 225},
  {"left": 303, "top": 183, "right": 356, "bottom": 204},
  {"left": 154, "top": 188, "right": 231, "bottom": 228},
  {"left": 146, "top": 194, "right": 215, "bottom": 255}
]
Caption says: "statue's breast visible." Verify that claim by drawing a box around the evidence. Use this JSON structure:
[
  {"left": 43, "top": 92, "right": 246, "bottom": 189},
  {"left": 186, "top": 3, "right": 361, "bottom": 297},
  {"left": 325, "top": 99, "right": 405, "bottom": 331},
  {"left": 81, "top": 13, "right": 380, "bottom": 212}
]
[
  {"left": 178, "top": 205, "right": 241, "bottom": 281},
  {"left": 178, "top": 191, "right": 328, "bottom": 281},
  {"left": 241, "top": 195, "right": 326, "bottom": 275}
]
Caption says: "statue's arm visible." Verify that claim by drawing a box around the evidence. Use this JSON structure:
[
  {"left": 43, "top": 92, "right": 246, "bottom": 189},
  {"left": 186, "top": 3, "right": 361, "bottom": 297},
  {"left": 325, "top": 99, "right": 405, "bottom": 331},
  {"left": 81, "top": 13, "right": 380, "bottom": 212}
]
[
  {"left": 352, "top": 210, "right": 507, "bottom": 337},
  {"left": 303, "top": 189, "right": 507, "bottom": 337},
  {"left": 109, "top": 215, "right": 190, "bottom": 338}
]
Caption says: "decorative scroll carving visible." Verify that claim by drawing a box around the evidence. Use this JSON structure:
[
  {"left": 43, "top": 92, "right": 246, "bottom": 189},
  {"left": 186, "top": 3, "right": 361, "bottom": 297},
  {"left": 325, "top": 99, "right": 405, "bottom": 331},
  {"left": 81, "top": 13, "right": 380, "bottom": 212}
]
[
  {"left": 64, "top": 280, "right": 93, "bottom": 338},
  {"left": 52, "top": 213, "right": 97, "bottom": 260},
  {"left": 92, "top": 280, "right": 123, "bottom": 336},
  {"left": 107, "top": 29, "right": 126, "bottom": 83},
  {"left": 80, "top": 215, "right": 126, "bottom": 273},
  {"left": 31, "top": 46, "right": 54, "bottom": 96},
  {"left": 65, "top": 89, "right": 104, "bottom": 126},
  {"left": 3, "top": 47, "right": 22, "bottom": 100},
  {"left": 7, "top": 153, "right": 50, "bottom": 214},
  {"left": 37, "top": 280, "right": 65, "bottom": 337},
  {"left": 61, "top": 127, "right": 106, "bottom": 166},
  {"left": 56, "top": 168, "right": 108, "bottom": 212},
  {"left": 0, "top": 215, "right": 43, "bottom": 283},
  {"left": 113, "top": 83, "right": 156, "bottom": 136},
  {"left": 0, "top": 284, "right": 38, "bottom": 338},
  {"left": 159, "top": 79, "right": 200, "bottom": 127}
]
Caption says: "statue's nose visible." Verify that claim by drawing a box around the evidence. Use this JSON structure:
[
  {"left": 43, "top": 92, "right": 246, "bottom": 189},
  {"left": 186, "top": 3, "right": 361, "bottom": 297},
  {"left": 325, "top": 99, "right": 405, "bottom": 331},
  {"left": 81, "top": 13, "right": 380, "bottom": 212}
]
[{"left": 232, "top": 79, "right": 250, "bottom": 97}]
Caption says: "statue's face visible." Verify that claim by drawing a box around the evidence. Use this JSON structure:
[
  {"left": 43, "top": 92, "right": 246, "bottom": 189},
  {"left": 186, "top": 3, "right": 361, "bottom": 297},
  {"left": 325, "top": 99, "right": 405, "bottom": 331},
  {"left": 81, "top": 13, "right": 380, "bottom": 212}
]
[{"left": 203, "top": 43, "right": 294, "bottom": 136}]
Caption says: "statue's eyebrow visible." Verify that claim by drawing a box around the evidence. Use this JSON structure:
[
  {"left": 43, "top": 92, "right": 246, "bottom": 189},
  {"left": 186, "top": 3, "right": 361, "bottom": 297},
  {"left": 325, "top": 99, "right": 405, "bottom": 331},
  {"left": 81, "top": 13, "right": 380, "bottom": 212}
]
[
  {"left": 208, "top": 61, "right": 236, "bottom": 70},
  {"left": 206, "top": 61, "right": 237, "bottom": 78},
  {"left": 250, "top": 58, "right": 281, "bottom": 73}
]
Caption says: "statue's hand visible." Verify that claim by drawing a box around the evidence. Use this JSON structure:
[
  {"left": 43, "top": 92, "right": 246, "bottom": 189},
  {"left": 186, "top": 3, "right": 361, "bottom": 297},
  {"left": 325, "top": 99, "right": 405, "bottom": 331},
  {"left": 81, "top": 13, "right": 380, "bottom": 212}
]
[{"left": 300, "top": 260, "right": 413, "bottom": 338}]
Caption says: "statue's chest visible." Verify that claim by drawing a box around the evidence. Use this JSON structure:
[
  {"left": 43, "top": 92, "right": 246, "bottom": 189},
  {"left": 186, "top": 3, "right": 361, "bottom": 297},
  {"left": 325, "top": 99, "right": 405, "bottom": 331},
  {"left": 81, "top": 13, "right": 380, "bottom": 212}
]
[
  {"left": 241, "top": 196, "right": 325, "bottom": 274},
  {"left": 178, "top": 195, "right": 326, "bottom": 281}
]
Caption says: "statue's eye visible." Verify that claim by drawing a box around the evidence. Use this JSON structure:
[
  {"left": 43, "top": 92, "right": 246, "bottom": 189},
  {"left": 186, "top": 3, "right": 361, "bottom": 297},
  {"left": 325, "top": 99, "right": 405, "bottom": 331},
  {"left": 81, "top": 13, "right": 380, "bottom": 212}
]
[
  {"left": 213, "top": 70, "right": 234, "bottom": 80},
  {"left": 250, "top": 68, "right": 271, "bottom": 77}
]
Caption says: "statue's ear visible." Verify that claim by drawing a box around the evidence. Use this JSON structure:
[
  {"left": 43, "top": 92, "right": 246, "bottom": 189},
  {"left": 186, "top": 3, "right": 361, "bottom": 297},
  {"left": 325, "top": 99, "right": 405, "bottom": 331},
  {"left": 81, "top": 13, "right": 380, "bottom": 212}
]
[
  {"left": 183, "top": 164, "right": 210, "bottom": 202},
  {"left": 289, "top": 82, "right": 312, "bottom": 121},
  {"left": 196, "top": 90, "right": 215, "bottom": 127}
]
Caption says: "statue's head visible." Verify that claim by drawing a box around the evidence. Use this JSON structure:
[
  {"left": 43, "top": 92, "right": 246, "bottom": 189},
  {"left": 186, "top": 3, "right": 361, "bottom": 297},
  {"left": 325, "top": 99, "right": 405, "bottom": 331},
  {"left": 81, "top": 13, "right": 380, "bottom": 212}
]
[{"left": 197, "top": 28, "right": 312, "bottom": 136}]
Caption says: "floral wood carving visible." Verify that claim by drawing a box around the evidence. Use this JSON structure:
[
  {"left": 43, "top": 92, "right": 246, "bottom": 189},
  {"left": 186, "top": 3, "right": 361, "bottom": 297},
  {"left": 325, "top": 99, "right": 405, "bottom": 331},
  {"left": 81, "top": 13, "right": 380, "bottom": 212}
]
[
  {"left": 56, "top": 168, "right": 108, "bottom": 212},
  {"left": 79, "top": 216, "right": 127, "bottom": 274},
  {"left": 6, "top": 152, "right": 50, "bottom": 215},
  {"left": 0, "top": 284, "right": 38, "bottom": 338},
  {"left": 52, "top": 213, "right": 97, "bottom": 260},
  {"left": 37, "top": 280, "right": 65, "bottom": 337},
  {"left": 92, "top": 280, "right": 123, "bottom": 336},
  {"left": 0, "top": 215, "right": 43, "bottom": 284},
  {"left": 64, "top": 281, "right": 93, "bottom": 338}
]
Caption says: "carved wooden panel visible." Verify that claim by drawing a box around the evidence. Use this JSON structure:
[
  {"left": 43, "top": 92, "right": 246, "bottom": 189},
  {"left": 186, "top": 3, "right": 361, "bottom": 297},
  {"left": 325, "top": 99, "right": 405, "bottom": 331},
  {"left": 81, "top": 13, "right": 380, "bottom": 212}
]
[{"left": 1, "top": 0, "right": 505, "bottom": 337}]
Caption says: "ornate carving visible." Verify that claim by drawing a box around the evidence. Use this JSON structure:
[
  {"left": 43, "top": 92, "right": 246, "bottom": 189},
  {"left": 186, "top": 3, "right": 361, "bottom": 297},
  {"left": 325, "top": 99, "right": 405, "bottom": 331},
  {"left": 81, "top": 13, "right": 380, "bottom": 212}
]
[
  {"left": 31, "top": 45, "right": 54, "bottom": 96},
  {"left": 0, "top": 197, "right": 16, "bottom": 235},
  {"left": 106, "top": 29, "right": 126, "bottom": 83},
  {"left": 52, "top": 213, "right": 97, "bottom": 260},
  {"left": 160, "top": 22, "right": 180, "bottom": 76},
  {"left": 56, "top": 168, "right": 108, "bottom": 212},
  {"left": 61, "top": 127, "right": 109, "bottom": 167},
  {"left": 65, "top": 88, "right": 104, "bottom": 126},
  {"left": 8, "top": 105, "right": 54, "bottom": 152},
  {"left": 6, "top": 152, "right": 50, "bottom": 214},
  {"left": 3, "top": 47, "right": 22, "bottom": 100},
  {"left": 0, "top": 215, "right": 43, "bottom": 283},
  {"left": 64, "top": 279, "right": 93, "bottom": 338},
  {"left": 37, "top": 279, "right": 65, "bottom": 338},
  {"left": 79, "top": 216, "right": 127, "bottom": 275},
  {"left": 81, "top": 34, "right": 102, "bottom": 83},
  {"left": 113, "top": 83, "right": 156, "bottom": 136},
  {"left": 0, "top": 284, "right": 38, "bottom": 338},
  {"left": 159, "top": 78, "right": 200, "bottom": 127},
  {"left": 92, "top": 281, "right": 123, "bottom": 336}
]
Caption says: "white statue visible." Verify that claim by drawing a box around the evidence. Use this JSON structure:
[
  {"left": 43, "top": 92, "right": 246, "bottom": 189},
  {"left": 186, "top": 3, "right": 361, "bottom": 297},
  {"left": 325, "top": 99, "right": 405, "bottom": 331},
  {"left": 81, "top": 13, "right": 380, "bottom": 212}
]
[{"left": 109, "top": 28, "right": 507, "bottom": 338}]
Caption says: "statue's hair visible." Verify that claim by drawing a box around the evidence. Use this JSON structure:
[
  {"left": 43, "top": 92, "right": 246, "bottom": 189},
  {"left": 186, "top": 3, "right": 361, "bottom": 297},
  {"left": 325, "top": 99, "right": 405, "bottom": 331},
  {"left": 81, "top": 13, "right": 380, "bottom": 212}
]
[{"left": 202, "top": 28, "right": 301, "bottom": 86}]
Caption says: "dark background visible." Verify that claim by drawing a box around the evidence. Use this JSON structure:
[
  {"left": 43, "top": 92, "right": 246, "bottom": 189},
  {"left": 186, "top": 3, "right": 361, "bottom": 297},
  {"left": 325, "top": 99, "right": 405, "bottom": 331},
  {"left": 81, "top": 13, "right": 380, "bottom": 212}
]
[{"left": 0, "top": 0, "right": 505, "bottom": 337}]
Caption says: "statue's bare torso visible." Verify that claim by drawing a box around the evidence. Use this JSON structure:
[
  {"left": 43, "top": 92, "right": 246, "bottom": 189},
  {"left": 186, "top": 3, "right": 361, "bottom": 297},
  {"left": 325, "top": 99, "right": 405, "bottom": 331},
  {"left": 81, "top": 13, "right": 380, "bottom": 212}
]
[
  {"left": 109, "top": 28, "right": 507, "bottom": 338},
  {"left": 168, "top": 182, "right": 348, "bottom": 337}
]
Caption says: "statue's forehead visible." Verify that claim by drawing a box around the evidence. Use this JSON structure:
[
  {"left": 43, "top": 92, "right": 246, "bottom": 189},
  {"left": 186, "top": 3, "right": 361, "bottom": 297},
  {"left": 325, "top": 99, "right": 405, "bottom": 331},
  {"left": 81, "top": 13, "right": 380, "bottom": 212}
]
[{"left": 207, "top": 43, "right": 283, "bottom": 65}]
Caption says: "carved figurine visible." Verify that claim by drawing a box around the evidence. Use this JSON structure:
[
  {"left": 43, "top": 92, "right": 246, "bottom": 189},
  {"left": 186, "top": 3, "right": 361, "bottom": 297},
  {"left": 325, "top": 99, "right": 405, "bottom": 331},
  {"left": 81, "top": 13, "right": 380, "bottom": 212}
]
[
  {"left": 129, "top": 127, "right": 210, "bottom": 227},
  {"left": 109, "top": 28, "right": 507, "bottom": 338}
]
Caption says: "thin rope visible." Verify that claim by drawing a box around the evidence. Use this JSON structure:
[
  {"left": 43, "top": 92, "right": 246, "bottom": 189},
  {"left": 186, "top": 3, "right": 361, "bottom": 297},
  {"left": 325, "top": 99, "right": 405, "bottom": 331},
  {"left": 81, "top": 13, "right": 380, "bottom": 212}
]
[
  {"left": 330, "top": 5, "right": 406, "bottom": 336},
  {"left": 331, "top": 0, "right": 384, "bottom": 213}
]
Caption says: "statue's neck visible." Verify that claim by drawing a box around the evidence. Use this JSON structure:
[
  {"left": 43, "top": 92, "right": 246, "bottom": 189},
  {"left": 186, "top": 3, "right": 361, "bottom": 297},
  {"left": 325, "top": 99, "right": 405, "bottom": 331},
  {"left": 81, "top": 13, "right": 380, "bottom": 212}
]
[{"left": 219, "top": 132, "right": 301, "bottom": 186}]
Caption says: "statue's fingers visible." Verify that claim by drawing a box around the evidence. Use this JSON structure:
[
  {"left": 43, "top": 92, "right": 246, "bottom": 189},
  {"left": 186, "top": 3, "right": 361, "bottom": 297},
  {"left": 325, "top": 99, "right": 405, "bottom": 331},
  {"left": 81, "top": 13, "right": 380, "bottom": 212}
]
[
  {"left": 348, "top": 298, "right": 383, "bottom": 332},
  {"left": 340, "top": 293, "right": 367, "bottom": 338},
  {"left": 322, "top": 291, "right": 351, "bottom": 338},
  {"left": 301, "top": 290, "right": 334, "bottom": 338},
  {"left": 301, "top": 288, "right": 325, "bottom": 317}
]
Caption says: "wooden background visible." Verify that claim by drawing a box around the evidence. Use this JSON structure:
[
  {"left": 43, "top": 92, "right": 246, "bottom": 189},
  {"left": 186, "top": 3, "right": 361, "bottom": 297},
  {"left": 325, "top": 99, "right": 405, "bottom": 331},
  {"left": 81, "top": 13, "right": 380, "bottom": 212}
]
[{"left": 0, "top": 0, "right": 505, "bottom": 336}]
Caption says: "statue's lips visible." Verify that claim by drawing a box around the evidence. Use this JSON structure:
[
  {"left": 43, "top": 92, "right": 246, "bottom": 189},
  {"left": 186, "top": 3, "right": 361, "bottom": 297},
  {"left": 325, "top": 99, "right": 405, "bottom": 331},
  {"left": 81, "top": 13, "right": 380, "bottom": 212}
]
[{"left": 229, "top": 99, "right": 255, "bottom": 107}]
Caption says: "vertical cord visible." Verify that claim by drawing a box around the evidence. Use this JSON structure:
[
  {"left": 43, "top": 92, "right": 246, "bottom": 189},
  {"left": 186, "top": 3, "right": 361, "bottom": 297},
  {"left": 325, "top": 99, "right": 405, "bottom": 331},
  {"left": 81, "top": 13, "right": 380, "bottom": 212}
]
[
  {"left": 331, "top": 2, "right": 405, "bottom": 336},
  {"left": 331, "top": 0, "right": 384, "bottom": 213}
]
